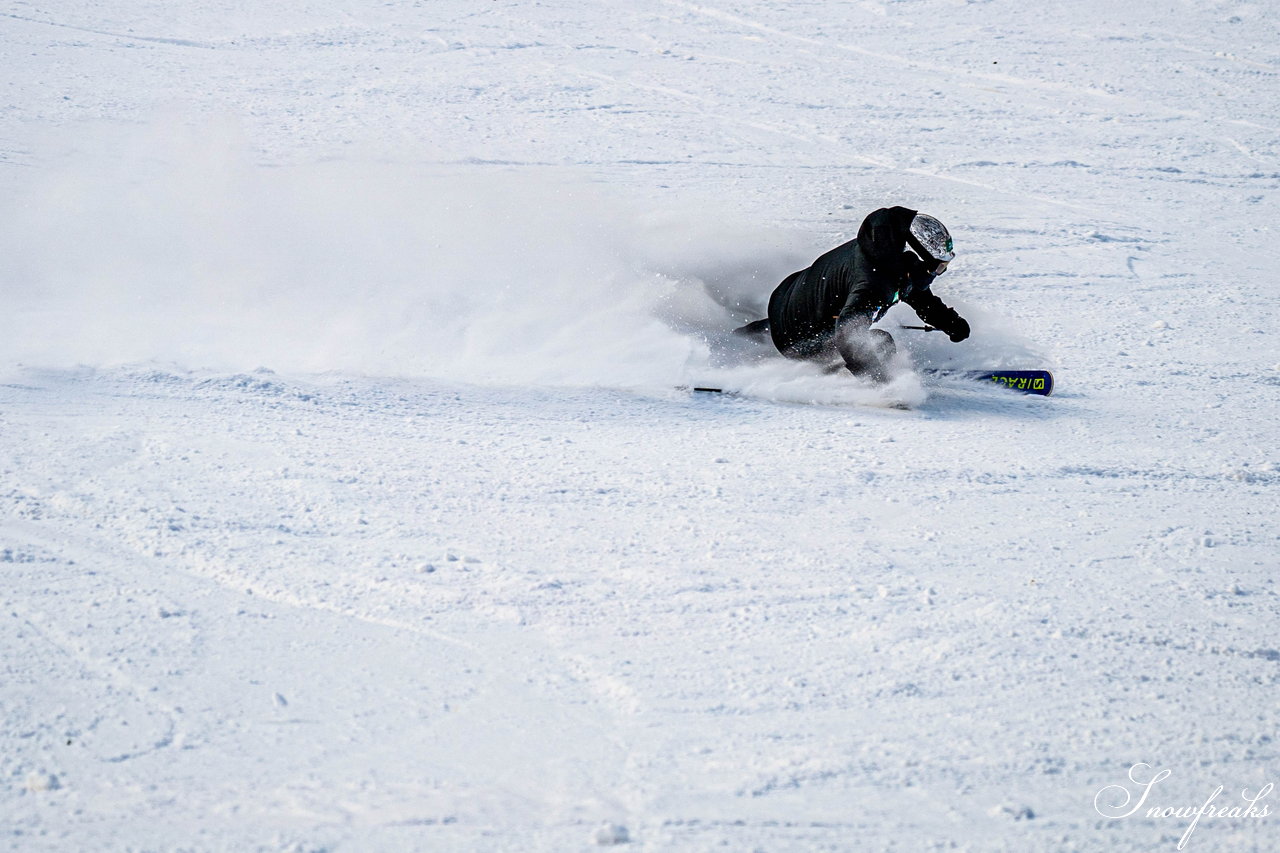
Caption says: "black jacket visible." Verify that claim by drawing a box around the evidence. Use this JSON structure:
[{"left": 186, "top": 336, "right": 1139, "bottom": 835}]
[{"left": 767, "top": 206, "right": 962, "bottom": 359}]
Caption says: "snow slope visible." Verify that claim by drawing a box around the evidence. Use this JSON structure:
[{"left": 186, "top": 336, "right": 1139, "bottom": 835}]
[{"left": 2, "top": 1, "right": 1278, "bottom": 850}]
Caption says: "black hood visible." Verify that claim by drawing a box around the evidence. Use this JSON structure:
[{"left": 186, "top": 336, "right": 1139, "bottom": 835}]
[{"left": 856, "top": 205, "right": 918, "bottom": 268}]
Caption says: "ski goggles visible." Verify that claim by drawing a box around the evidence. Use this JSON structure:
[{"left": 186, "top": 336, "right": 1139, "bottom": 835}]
[{"left": 930, "top": 259, "right": 949, "bottom": 276}]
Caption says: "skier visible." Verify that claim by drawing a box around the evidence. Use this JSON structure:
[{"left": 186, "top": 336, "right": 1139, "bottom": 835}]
[{"left": 736, "top": 206, "right": 970, "bottom": 382}]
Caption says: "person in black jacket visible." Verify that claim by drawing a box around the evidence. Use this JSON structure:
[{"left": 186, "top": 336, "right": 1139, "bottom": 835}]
[{"left": 737, "top": 206, "right": 969, "bottom": 382}]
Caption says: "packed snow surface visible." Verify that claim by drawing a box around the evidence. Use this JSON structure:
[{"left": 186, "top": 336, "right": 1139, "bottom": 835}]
[{"left": 2, "top": 0, "right": 1278, "bottom": 850}]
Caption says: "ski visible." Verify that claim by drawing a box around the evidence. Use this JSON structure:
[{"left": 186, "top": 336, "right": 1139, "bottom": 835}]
[
  {"left": 679, "top": 368, "right": 1053, "bottom": 403},
  {"left": 923, "top": 369, "right": 1054, "bottom": 396}
]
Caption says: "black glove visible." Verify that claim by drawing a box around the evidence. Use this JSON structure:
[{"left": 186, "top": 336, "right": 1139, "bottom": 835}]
[
  {"left": 902, "top": 289, "right": 968, "bottom": 343},
  {"left": 945, "top": 315, "right": 970, "bottom": 343}
]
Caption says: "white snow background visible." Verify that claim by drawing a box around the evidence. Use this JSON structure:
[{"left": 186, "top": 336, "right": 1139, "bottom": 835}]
[{"left": 1, "top": 0, "right": 1277, "bottom": 850}]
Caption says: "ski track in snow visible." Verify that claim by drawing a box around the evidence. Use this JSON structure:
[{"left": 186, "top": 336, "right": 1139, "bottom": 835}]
[
  {"left": 1, "top": 0, "right": 1278, "bottom": 849},
  {"left": 2, "top": 366, "right": 1276, "bottom": 850}
]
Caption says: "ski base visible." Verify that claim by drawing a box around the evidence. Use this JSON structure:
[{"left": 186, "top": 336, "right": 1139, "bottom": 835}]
[{"left": 924, "top": 369, "right": 1054, "bottom": 396}]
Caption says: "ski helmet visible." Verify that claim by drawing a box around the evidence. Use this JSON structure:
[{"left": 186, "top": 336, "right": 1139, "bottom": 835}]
[{"left": 907, "top": 214, "right": 955, "bottom": 271}]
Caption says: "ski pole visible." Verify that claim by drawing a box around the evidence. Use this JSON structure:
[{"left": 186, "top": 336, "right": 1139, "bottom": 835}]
[{"left": 898, "top": 325, "right": 939, "bottom": 332}]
